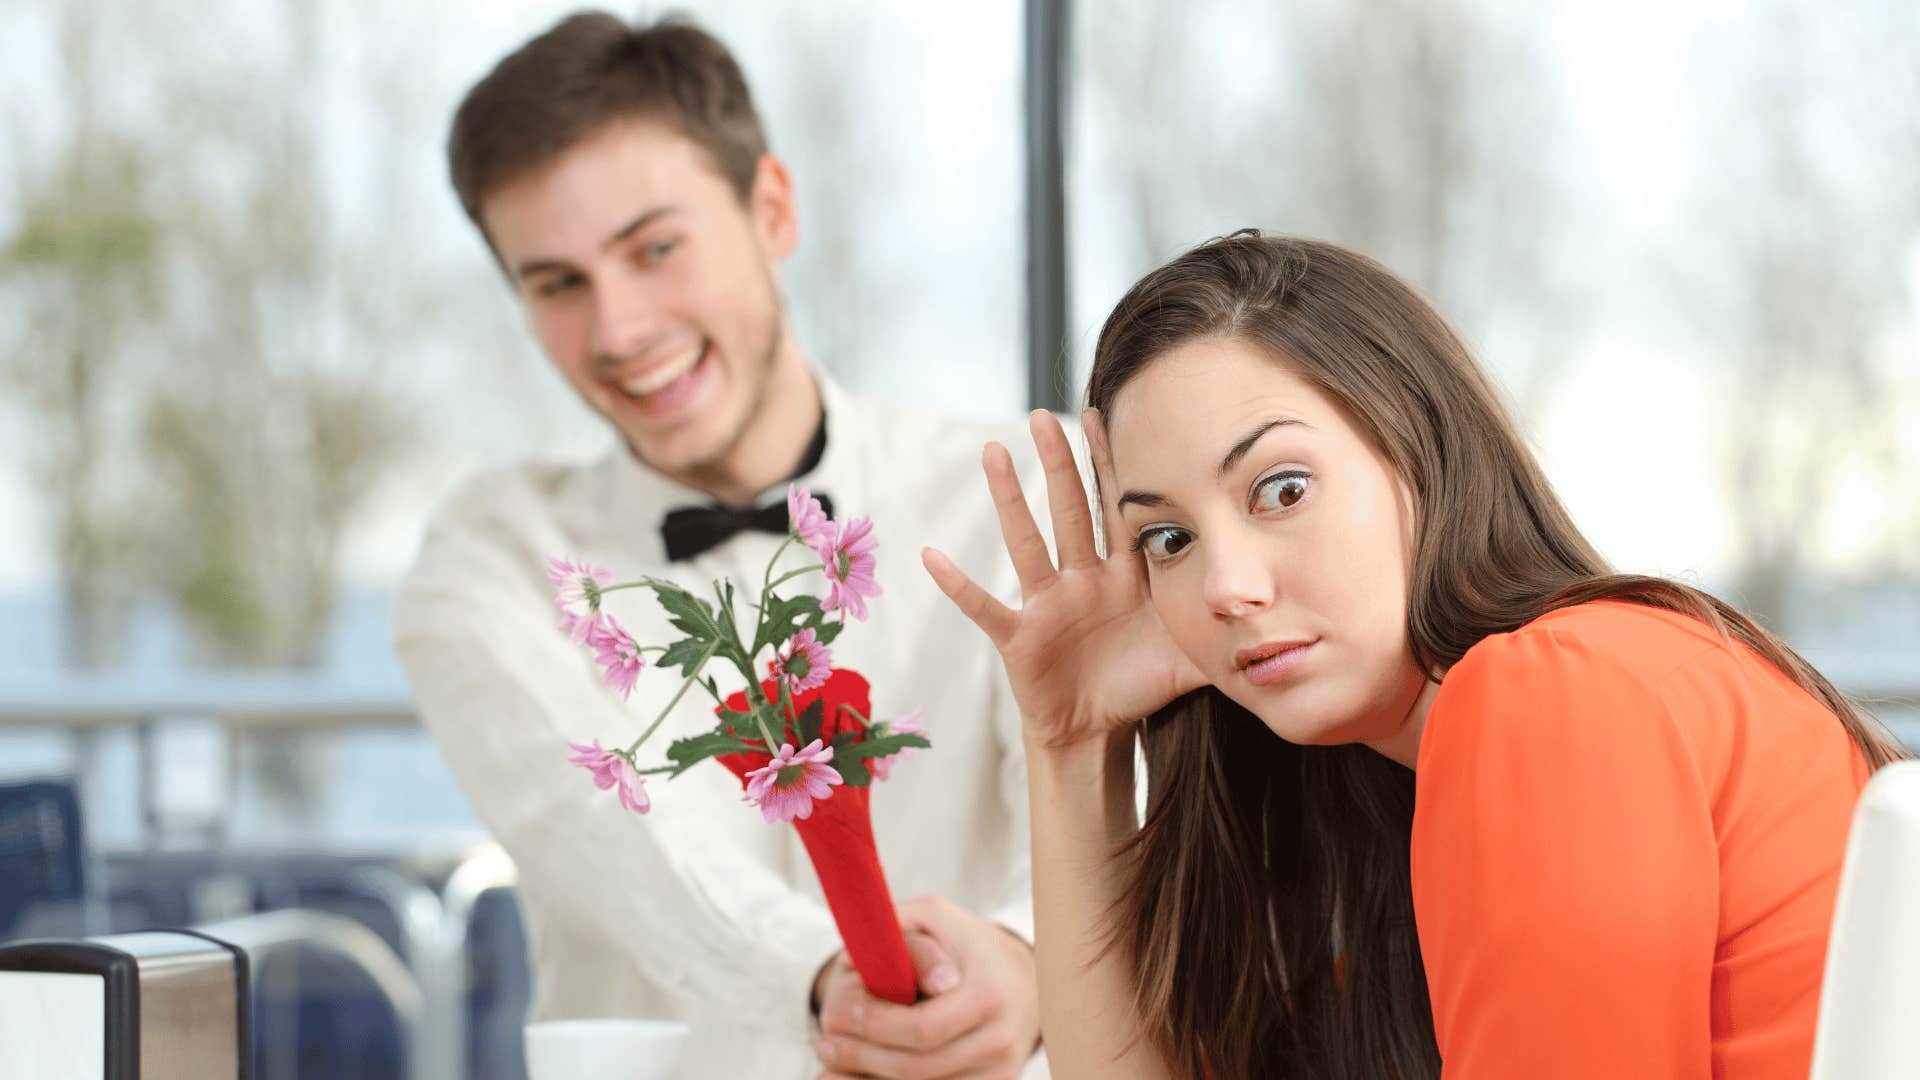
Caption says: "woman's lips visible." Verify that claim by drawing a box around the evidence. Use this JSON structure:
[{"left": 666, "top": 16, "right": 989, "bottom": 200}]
[{"left": 1238, "top": 641, "right": 1317, "bottom": 687}]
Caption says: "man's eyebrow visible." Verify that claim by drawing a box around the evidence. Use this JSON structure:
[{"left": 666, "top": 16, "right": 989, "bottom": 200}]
[
  {"left": 512, "top": 207, "right": 678, "bottom": 281},
  {"left": 1217, "top": 417, "right": 1307, "bottom": 479},
  {"left": 601, "top": 206, "right": 675, "bottom": 250}
]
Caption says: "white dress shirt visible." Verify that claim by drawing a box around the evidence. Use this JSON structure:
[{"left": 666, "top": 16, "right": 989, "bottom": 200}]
[{"left": 394, "top": 375, "right": 1056, "bottom": 1078}]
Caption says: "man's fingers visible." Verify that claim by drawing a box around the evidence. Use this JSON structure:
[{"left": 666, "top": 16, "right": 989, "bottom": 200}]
[
  {"left": 1030, "top": 410, "right": 1099, "bottom": 571},
  {"left": 906, "top": 930, "right": 962, "bottom": 997},
  {"left": 823, "top": 977, "right": 998, "bottom": 1055},
  {"left": 982, "top": 441, "right": 1056, "bottom": 599},
  {"left": 921, "top": 547, "right": 1017, "bottom": 645},
  {"left": 816, "top": 1005, "right": 1015, "bottom": 1080}
]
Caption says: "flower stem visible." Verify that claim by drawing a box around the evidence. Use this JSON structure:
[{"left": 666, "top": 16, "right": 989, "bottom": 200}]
[
  {"left": 595, "top": 580, "right": 658, "bottom": 597},
  {"left": 766, "top": 565, "right": 822, "bottom": 591},
  {"left": 759, "top": 533, "right": 798, "bottom": 603},
  {"left": 752, "top": 709, "right": 782, "bottom": 753},
  {"left": 625, "top": 640, "right": 718, "bottom": 756}
]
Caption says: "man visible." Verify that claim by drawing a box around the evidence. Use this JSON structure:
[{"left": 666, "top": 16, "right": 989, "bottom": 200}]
[{"left": 394, "top": 12, "right": 1051, "bottom": 1079}]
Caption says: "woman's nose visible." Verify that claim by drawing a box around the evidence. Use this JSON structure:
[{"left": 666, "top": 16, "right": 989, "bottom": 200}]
[{"left": 1200, "top": 533, "right": 1276, "bottom": 619}]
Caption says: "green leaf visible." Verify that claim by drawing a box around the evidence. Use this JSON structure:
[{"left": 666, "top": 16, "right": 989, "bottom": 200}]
[
  {"left": 836, "top": 732, "right": 932, "bottom": 761},
  {"left": 664, "top": 729, "right": 758, "bottom": 778},
  {"left": 650, "top": 584, "right": 718, "bottom": 642},
  {"left": 714, "top": 580, "right": 741, "bottom": 641},
  {"left": 810, "top": 615, "right": 845, "bottom": 647},
  {"left": 834, "top": 751, "right": 873, "bottom": 787},
  {"left": 754, "top": 592, "right": 822, "bottom": 655},
  {"left": 657, "top": 637, "right": 710, "bottom": 679},
  {"left": 794, "top": 698, "right": 826, "bottom": 748}
]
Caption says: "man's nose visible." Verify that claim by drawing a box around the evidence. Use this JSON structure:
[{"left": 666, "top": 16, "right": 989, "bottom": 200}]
[{"left": 590, "top": 270, "right": 666, "bottom": 363}]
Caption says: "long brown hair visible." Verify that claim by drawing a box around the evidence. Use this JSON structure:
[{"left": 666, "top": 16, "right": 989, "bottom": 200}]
[{"left": 1087, "top": 232, "right": 1908, "bottom": 1079}]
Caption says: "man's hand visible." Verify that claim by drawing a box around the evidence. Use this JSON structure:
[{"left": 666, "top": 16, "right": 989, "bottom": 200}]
[{"left": 813, "top": 895, "right": 1040, "bottom": 1079}]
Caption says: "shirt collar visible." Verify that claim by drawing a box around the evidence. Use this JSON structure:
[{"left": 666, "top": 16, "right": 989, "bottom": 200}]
[{"left": 594, "top": 369, "right": 857, "bottom": 561}]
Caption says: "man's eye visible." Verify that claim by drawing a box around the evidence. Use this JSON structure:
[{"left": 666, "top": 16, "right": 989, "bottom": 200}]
[
  {"left": 1133, "top": 527, "right": 1193, "bottom": 561},
  {"left": 638, "top": 238, "right": 678, "bottom": 263},
  {"left": 1250, "top": 471, "right": 1311, "bottom": 514},
  {"left": 535, "top": 274, "right": 583, "bottom": 298}
]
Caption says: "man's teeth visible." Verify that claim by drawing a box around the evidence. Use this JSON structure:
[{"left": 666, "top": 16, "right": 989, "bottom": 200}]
[{"left": 620, "top": 348, "right": 703, "bottom": 396}]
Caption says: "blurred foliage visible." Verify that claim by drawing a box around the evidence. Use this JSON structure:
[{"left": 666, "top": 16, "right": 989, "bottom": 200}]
[
  {"left": 1689, "top": 0, "right": 1920, "bottom": 628},
  {"left": 3, "top": 131, "right": 167, "bottom": 667},
  {"left": 4, "top": 0, "right": 420, "bottom": 669},
  {"left": 1084, "top": 0, "right": 1572, "bottom": 412},
  {"left": 1086, "top": 0, "right": 1920, "bottom": 633}
]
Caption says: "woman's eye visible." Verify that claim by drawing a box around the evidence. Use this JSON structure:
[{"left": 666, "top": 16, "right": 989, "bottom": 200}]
[
  {"left": 639, "top": 238, "right": 678, "bottom": 263},
  {"left": 1133, "top": 527, "right": 1193, "bottom": 561},
  {"left": 1250, "top": 471, "right": 1311, "bottom": 514}
]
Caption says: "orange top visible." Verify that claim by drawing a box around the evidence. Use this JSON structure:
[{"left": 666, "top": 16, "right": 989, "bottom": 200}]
[{"left": 1411, "top": 601, "right": 1870, "bottom": 1079}]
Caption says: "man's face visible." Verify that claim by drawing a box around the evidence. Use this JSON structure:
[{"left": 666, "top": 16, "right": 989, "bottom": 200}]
[{"left": 481, "top": 118, "right": 797, "bottom": 476}]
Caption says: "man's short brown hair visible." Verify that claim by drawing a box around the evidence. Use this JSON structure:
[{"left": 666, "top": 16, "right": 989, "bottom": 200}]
[{"left": 448, "top": 11, "right": 768, "bottom": 234}]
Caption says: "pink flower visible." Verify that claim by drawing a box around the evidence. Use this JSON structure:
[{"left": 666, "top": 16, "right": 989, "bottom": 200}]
[
  {"left": 557, "top": 608, "right": 589, "bottom": 640},
  {"left": 787, "top": 484, "right": 834, "bottom": 555},
  {"left": 613, "top": 757, "right": 650, "bottom": 813},
  {"left": 588, "top": 613, "right": 645, "bottom": 698},
  {"left": 743, "top": 739, "right": 843, "bottom": 823},
  {"left": 770, "top": 627, "right": 832, "bottom": 696},
  {"left": 548, "top": 555, "right": 612, "bottom": 642},
  {"left": 565, "top": 739, "right": 650, "bottom": 814},
  {"left": 819, "top": 516, "right": 881, "bottom": 621},
  {"left": 867, "top": 708, "right": 925, "bottom": 782}
]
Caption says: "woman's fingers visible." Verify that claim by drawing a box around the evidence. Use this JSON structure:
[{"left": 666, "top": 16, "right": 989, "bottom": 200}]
[
  {"left": 1030, "top": 410, "right": 1100, "bottom": 571},
  {"left": 921, "top": 547, "right": 1018, "bottom": 646},
  {"left": 1083, "top": 408, "right": 1140, "bottom": 577},
  {"left": 982, "top": 441, "right": 1056, "bottom": 599}
]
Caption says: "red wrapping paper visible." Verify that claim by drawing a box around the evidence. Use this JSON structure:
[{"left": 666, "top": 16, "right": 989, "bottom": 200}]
[{"left": 715, "top": 669, "right": 917, "bottom": 1005}]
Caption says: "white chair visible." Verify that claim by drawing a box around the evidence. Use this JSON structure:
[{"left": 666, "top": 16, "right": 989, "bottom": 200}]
[{"left": 1809, "top": 759, "right": 1920, "bottom": 1079}]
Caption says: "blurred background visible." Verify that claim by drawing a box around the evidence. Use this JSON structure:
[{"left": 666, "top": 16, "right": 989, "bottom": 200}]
[{"left": 2, "top": 0, "right": 1915, "bottom": 1076}]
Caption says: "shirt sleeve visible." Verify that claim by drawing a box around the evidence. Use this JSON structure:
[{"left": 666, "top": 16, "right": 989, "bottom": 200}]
[
  {"left": 1410, "top": 627, "right": 1720, "bottom": 1079},
  {"left": 391, "top": 509, "right": 841, "bottom": 1049}
]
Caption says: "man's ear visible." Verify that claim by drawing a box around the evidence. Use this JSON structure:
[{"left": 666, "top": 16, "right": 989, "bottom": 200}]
[{"left": 748, "top": 152, "right": 799, "bottom": 261}]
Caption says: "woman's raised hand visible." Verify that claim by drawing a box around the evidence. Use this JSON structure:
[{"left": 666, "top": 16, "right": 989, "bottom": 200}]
[{"left": 922, "top": 409, "right": 1207, "bottom": 752}]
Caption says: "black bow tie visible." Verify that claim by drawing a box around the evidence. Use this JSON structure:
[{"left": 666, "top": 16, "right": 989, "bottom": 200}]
[{"left": 660, "top": 493, "right": 835, "bottom": 562}]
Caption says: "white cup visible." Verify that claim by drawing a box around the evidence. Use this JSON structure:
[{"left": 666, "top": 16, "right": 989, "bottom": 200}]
[{"left": 524, "top": 1018, "right": 691, "bottom": 1080}]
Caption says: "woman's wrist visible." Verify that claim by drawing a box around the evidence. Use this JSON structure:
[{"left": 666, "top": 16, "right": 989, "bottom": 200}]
[{"left": 1026, "top": 724, "right": 1138, "bottom": 840}]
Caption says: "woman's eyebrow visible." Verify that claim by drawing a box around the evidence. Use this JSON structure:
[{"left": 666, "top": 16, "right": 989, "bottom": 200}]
[
  {"left": 1116, "top": 416, "right": 1310, "bottom": 513},
  {"left": 1217, "top": 417, "right": 1308, "bottom": 478}
]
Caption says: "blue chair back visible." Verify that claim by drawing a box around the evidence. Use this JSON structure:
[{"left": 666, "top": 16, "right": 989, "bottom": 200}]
[{"left": 0, "top": 779, "right": 87, "bottom": 940}]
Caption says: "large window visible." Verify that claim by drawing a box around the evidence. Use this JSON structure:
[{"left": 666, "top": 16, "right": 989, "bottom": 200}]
[
  {"left": 1070, "top": 0, "right": 1920, "bottom": 731},
  {"left": 0, "top": 0, "right": 1026, "bottom": 841}
]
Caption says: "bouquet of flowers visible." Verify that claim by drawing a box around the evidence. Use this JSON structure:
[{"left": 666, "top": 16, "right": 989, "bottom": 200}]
[{"left": 547, "top": 485, "right": 930, "bottom": 1004}]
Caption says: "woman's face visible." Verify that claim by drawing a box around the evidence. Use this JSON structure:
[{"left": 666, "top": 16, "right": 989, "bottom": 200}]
[{"left": 1106, "top": 336, "right": 1432, "bottom": 760}]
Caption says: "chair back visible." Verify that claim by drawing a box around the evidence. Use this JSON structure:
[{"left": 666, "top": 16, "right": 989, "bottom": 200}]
[
  {"left": 0, "top": 779, "right": 87, "bottom": 940},
  {"left": 1809, "top": 759, "right": 1920, "bottom": 1080}
]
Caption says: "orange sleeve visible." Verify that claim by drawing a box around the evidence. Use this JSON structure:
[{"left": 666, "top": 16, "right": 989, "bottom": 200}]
[{"left": 1411, "top": 627, "right": 1720, "bottom": 1078}]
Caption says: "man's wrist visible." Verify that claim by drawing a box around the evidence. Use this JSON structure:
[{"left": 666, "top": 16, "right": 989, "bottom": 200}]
[{"left": 810, "top": 950, "right": 842, "bottom": 1019}]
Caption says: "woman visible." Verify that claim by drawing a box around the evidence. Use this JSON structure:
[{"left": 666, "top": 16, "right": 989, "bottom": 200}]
[{"left": 920, "top": 233, "right": 1907, "bottom": 1079}]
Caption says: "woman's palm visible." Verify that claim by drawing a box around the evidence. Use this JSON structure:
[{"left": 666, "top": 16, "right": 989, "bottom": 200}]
[{"left": 923, "top": 410, "right": 1205, "bottom": 750}]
